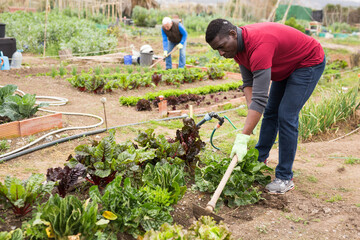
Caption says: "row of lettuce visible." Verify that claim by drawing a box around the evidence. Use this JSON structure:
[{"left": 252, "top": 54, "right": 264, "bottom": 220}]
[
  {"left": 0, "top": 119, "right": 271, "bottom": 239},
  {"left": 66, "top": 67, "right": 226, "bottom": 93}
]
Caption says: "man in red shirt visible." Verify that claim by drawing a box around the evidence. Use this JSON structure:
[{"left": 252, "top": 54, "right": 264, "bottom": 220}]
[{"left": 206, "top": 19, "right": 325, "bottom": 194}]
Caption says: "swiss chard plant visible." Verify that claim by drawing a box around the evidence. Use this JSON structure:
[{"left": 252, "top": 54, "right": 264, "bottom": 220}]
[
  {"left": 90, "top": 176, "right": 173, "bottom": 238},
  {"left": 193, "top": 148, "right": 272, "bottom": 207},
  {"left": 46, "top": 164, "right": 86, "bottom": 198},
  {"left": 142, "top": 162, "right": 187, "bottom": 205},
  {"left": 67, "top": 130, "right": 156, "bottom": 187},
  {"left": 0, "top": 174, "right": 54, "bottom": 217},
  {"left": 27, "top": 194, "right": 111, "bottom": 240},
  {"left": 0, "top": 229, "right": 23, "bottom": 240},
  {"left": 0, "top": 93, "right": 48, "bottom": 122},
  {"left": 67, "top": 130, "right": 122, "bottom": 187}
]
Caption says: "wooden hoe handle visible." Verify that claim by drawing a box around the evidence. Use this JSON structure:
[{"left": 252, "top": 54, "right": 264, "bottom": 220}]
[
  {"left": 149, "top": 47, "right": 178, "bottom": 69},
  {"left": 206, "top": 155, "right": 239, "bottom": 211}
]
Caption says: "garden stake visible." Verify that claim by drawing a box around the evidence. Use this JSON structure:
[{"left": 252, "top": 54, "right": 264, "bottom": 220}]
[
  {"left": 101, "top": 97, "right": 108, "bottom": 130},
  {"left": 193, "top": 154, "right": 239, "bottom": 223}
]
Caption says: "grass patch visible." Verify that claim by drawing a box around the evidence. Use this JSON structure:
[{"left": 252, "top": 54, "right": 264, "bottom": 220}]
[
  {"left": 148, "top": 119, "right": 184, "bottom": 129},
  {"left": 307, "top": 175, "right": 318, "bottom": 183},
  {"left": 344, "top": 156, "right": 360, "bottom": 165},
  {"left": 326, "top": 194, "right": 343, "bottom": 202}
]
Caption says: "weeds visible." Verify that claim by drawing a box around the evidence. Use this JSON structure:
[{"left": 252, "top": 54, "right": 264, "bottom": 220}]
[
  {"left": 307, "top": 175, "right": 318, "bottom": 183},
  {"left": 0, "top": 140, "right": 10, "bottom": 152},
  {"left": 326, "top": 194, "right": 343, "bottom": 202},
  {"left": 344, "top": 156, "right": 360, "bottom": 165},
  {"left": 285, "top": 214, "right": 308, "bottom": 224},
  {"left": 256, "top": 225, "right": 268, "bottom": 234}
]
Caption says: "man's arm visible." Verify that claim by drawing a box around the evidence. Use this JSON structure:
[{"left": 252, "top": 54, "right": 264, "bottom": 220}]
[
  {"left": 178, "top": 23, "right": 188, "bottom": 45},
  {"left": 240, "top": 67, "right": 272, "bottom": 135},
  {"left": 161, "top": 28, "right": 168, "bottom": 51}
]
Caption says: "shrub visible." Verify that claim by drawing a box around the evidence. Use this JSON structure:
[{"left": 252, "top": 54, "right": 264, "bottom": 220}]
[{"left": 285, "top": 17, "right": 305, "bottom": 32}]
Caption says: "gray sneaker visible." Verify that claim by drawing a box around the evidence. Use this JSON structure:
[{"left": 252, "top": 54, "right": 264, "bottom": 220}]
[{"left": 265, "top": 178, "right": 294, "bottom": 194}]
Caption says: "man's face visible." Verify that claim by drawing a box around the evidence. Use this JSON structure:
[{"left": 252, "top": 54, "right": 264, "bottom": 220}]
[
  {"left": 163, "top": 22, "right": 172, "bottom": 31},
  {"left": 209, "top": 30, "right": 238, "bottom": 58}
]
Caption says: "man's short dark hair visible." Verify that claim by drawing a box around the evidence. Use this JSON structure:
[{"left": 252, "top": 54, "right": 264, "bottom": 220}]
[{"left": 206, "top": 19, "right": 236, "bottom": 43}]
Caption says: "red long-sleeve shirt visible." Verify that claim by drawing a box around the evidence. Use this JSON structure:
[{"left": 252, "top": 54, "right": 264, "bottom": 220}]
[{"left": 235, "top": 22, "right": 324, "bottom": 82}]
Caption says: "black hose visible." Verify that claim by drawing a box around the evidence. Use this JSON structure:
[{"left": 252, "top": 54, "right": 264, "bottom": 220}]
[{"left": 0, "top": 129, "right": 107, "bottom": 163}]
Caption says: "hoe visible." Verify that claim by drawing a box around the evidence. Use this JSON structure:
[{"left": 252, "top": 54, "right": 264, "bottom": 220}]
[{"left": 193, "top": 112, "right": 242, "bottom": 223}]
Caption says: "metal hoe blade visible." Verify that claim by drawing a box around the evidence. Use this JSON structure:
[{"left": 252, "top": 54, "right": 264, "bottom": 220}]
[{"left": 192, "top": 203, "right": 224, "bottom": 223}]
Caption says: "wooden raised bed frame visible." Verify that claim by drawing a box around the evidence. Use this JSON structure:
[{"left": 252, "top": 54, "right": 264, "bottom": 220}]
[{"left": 0, "top": 113, "right": 62, "bottom": 139}]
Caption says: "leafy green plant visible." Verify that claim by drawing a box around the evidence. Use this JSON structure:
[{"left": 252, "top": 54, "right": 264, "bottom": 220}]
[
  {"left": 119, "top": 81, "right": 242, "bottom": 106},
  {"left": 90, "top": 176, "right": 173, "bottom": 238},
  {"left": 194, "top": 148, "right": 272, "bottom": 207},
  {"left": 0, "top": 174, "right": 54, "bottom": 216},
  {"left": 143, "top": 216, "right": 234, "bottom": 240},
  {"left": 0, "top": 93, "right": 48, "bottom": 122},
  {"left": 142, "top": 162, "right": 187, "bottom": 205},
  {"left": 207, "top": 65, "right": 225, "bottom": 80},
  {"left": 28, "top": 194, "right": 110, "bottom": 240},
  {"left": 285, "top": 17, "right": 305, "bottom": 32},
  {"left": 0, "top": 84, "right": 17, "bottom": 105},
  {"left": 67, "top": 130, "right": 155, "bottom": 187},
  {"left": 67, "top": 130, "right": 121, "bottom": 187},
  {"left": 0, "top": 229, "right": 23, "bottom": 240}
]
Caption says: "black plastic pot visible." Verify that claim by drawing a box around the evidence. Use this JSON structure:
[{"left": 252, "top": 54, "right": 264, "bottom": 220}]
[{"left": 0, "top": 23, "right": 5, "bottom": 38}]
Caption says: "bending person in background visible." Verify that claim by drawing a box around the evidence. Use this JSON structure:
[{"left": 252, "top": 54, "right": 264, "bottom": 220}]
[
  {"left": 161, "top": 17, "right": 188, "bottom": 70},
  {"left": 205, "top": 19, "right": 325, "bottom": 194}
]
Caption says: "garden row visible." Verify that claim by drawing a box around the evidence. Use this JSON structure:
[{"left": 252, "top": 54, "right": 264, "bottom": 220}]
[
  {"left": 0, "top": 119, "right": 271, "bottom": 239},
  {"left": 66, "top": 67, "right": 225, "bottom": 93}
]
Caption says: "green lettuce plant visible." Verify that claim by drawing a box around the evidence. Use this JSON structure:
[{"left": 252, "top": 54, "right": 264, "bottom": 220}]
[
  {"left": 90, "top": 176, "right": 173, "bottom": 238},
  {"left": 193, "top": 149, "right": 272, "bottom": 207}
]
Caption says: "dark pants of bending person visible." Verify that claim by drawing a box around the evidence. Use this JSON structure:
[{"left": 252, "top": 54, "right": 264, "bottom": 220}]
[{"left": 256, "top": 57, "right": 326, "bottom": 180}]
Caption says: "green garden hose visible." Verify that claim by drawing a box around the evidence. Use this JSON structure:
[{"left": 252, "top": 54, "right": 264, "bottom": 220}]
[{"left": 209, "top": 115, "right": 238, "bottom": 151}]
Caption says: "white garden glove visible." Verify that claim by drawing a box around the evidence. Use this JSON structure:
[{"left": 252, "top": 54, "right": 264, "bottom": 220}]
[
  {"left": 177, "top": 43, "right": 183, "bottom": 49},
  {"left": 163, "top": 51, "right": 168, "bottom": 58},
  {"left": 230, "top": 133, "right": 250, "bottom": 162}
]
